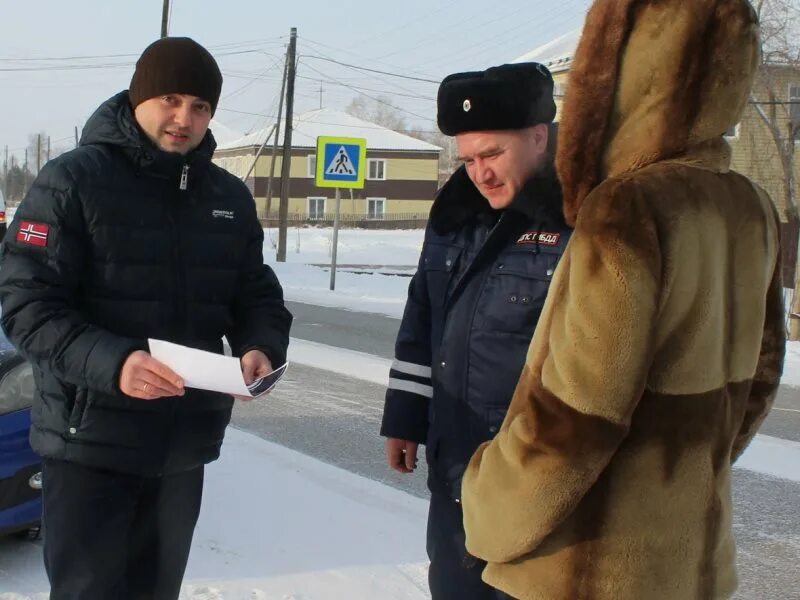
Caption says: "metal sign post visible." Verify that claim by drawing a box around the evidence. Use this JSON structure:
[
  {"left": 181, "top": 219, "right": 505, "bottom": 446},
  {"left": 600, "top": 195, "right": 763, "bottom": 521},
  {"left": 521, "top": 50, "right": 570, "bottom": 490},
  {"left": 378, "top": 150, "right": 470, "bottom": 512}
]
[
  {"left": 330, "top": 188, "right": 342, "bottom": 291},
  {"left": 315, "top": 136, "right": 367, "bottom": 291}
]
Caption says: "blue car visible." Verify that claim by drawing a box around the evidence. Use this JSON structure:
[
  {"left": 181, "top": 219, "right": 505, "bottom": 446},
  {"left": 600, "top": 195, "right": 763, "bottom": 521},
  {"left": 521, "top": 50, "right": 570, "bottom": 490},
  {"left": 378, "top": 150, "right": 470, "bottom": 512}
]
[{"left": 0, "top": 331, "right": 41, "bottom": 537}]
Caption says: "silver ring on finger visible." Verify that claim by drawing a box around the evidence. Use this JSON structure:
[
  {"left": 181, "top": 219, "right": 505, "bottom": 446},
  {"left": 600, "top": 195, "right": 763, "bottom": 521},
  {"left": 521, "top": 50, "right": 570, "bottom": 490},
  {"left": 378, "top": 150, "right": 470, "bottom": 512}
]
[{"left": 143, "top": 382, "right": 150, "bottom": 394}]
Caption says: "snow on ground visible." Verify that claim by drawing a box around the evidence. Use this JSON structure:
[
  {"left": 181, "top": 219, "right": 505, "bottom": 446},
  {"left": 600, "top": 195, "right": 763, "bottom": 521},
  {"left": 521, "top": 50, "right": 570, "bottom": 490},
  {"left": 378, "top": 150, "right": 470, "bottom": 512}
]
[
  {"left": 262, "top": 227, "right": 424, "bottom": 266},
  {"left": 263, "top": 227, "right": 422, "bottom": 318},
  {"left": 289, "top": 338, "right": 391, "bottom": 386},
  {"left": 181, "top": 428, "right": 430, "bottom": 599},
  {"left": 735, "top": 434, "right": 800, "bottom": 483},
  {"left": 780, "top": 339, "right": 800, "bottom": 387},
  {"left": 269, "top": 262, "right": 411, "bottom": 318},
  {"left": 0, "top": 427, "right": 430, "bottom": 600}
]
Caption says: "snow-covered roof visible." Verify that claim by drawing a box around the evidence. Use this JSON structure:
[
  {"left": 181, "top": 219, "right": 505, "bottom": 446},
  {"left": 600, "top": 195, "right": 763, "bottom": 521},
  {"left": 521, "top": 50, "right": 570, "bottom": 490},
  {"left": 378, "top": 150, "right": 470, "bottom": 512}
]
[
  {"left": 209, "top": 119, "right": 243, "bottom": 147},
  {"left": 513, "top": 28, "right": 582, "bottom": 73},
  {"left": 218, "top": 108, "right": 441, "bottom": 153}
]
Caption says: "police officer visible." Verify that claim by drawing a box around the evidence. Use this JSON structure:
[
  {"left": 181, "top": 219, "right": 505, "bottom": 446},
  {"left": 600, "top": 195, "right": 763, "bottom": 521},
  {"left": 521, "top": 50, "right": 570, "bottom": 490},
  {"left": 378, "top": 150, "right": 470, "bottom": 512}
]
[{"left": 380, "top": 63, "right": 571, "bottom": 600}]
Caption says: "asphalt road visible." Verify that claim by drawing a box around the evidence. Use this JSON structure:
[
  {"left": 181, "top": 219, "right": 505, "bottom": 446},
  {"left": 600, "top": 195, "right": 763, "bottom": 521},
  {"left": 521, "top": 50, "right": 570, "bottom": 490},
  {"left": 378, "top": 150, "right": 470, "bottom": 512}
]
[{"left": 284, "top": 300, "right": 800, "bottom": 443}]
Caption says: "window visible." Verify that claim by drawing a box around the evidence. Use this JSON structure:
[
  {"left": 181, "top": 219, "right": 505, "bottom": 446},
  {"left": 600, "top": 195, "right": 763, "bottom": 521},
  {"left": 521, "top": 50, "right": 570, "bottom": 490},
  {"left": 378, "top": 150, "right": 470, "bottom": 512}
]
[
  {"left": 308, "top": 197, "right": 326, "bottom": 220},
  {"left": 724, "top": 124, "right": 740, "bottom": 139},
  {"left": 307, "top": 155, "right": 316, "bottom": 178},
  {"left": 367, "top": 198, "right": 386, "bottom": 220},
  {"left": 367, "top": 159, "right": 387, "bottom": 180}
]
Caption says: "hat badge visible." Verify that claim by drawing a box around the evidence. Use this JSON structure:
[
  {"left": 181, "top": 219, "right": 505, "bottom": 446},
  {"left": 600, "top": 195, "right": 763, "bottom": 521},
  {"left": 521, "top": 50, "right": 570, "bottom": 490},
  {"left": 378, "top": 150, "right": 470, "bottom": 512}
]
[{"left": 463, "top": 99, "right": 472, "bottom": 112}]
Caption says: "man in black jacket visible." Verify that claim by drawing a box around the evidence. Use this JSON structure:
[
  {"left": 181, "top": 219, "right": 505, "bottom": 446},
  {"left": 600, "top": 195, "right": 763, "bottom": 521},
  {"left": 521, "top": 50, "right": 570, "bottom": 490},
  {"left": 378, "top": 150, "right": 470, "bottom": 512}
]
[
  {"left": 0, "top": 37, "right": 292, "bottom": 599},
  {"left": 380, "top": 63, "right": 570, "bottom": 600}
]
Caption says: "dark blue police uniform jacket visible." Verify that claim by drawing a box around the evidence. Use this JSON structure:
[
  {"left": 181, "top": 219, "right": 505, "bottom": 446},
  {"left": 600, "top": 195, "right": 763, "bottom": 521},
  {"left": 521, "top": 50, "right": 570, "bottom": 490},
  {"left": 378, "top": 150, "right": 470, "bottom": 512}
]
[{"left": 380, "top": 165, "right": 572, "bottom": 500}]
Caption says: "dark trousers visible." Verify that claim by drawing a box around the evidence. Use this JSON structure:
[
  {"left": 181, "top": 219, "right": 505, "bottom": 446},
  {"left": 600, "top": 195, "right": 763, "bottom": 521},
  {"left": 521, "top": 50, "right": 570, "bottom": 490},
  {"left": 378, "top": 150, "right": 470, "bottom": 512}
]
[
  {"left": 42, "top": 459, "right": 204, "bottom": 600},
  {"left": 427, "top": 492, "right": 515, "bottom": 600}
]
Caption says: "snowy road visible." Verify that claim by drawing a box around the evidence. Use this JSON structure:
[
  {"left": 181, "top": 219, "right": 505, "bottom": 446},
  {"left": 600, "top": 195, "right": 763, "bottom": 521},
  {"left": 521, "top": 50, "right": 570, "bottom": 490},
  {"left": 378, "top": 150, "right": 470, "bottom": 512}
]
[
  {"left": 0, "top": 300, "right": 796, "bottom": 599},
  {"left": 230, "top": 336, "right": 800, "bottom": 600},
  {"left": 286, "top": 301, "right": 800, "bottom": 444}
]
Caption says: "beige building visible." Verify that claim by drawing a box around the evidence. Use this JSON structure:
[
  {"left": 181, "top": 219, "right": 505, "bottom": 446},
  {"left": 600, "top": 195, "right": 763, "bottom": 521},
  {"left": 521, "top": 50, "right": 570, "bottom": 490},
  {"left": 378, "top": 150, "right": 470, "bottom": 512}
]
[
  {"left": 517, "top": 30, "right": 800, "bottom": 284},
  {"left": 213, "top": 109, "right": 440, "bottom": 224}
]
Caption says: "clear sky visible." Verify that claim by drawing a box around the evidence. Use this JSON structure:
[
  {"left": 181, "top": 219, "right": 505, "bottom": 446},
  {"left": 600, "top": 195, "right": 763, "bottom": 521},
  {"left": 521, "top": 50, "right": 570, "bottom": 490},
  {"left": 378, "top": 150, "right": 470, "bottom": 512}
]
[{"left": 0, "top": 0, "right": 591, "bottom": 164}]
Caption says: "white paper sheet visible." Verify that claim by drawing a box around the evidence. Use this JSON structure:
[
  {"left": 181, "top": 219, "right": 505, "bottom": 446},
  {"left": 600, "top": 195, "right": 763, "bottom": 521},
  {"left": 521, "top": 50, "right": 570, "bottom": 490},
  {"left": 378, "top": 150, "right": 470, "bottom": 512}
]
[{"left": 147, "top": 339, "right": 287, "bottom": 397}]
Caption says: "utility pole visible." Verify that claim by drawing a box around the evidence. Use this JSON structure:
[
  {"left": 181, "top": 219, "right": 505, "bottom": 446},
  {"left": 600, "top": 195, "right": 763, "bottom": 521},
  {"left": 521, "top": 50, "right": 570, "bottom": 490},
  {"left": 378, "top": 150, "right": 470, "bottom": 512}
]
[
  {"left": 277, "top": 27, "right": 297, "bottom": 262},
  {"left": 47, "top": 136, "right": 51, "bottom": 162},
  {"left": 36, "top": 134, "right": 41, "bottom": 174},
  {"left": 161, "top": 0, "right": 170, "bottom": 38},
  {"left": 266, "top": 49, "right": 289, "bottom": 222},
  {"left": 319, "top": 83, "right": 323, "bottom": 109},
  {"left": 75, "top": 126, "right": 79, "bottom": 147}
]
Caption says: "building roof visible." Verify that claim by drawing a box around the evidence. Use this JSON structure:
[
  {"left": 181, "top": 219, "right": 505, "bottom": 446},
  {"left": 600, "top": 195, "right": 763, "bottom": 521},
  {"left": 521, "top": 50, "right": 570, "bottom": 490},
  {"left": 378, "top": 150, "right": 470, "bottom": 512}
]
[
  {"left": 209, "top": 119, "right": 243, "bottom": 147},
  {"left": 217, "top": 108, "right": 441, "bottom": 153},
  {"left": 513, "top": 28, "right": 582, "bottom": 73}
]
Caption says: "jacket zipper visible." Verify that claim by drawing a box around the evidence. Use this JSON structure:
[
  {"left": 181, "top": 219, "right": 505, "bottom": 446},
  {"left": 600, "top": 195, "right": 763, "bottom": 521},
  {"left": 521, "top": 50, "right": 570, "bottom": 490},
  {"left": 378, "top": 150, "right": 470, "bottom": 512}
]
[{"left": 179, "top": 164, "right": 190, "bottom": 190}]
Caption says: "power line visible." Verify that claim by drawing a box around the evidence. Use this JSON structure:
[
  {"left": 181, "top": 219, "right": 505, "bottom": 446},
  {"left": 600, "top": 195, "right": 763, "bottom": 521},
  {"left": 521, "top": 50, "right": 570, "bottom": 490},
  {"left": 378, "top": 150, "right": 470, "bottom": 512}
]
[
  {"left": 0, "top": 38, "right": 285, "bottom": 63},
  {"left": 295, "top": 72, "right": 435, "bottom": 101},
  {"left": 375, "top": 2, "right": 532, "bottom": 62},
  {"left": 215, "top": 107, "right": 443, "bottom": 134},
  {"left": 299, "top": 61, "right": 437, "bottom": 123},
  {"left": 300, "top": 54, "right": 439, "bottom": 84},
  {"left": 412, "top": 0, "right": 584, "bottom": 70},
  {"left": 298, "top": 36, "right": 441, "bottom": 81},
  {"left": 341, "top": 0, "right": 462, "bottom": 51},
  {"left": 222, "top": 65, "right": 280, "bottom": 101},
  {"left": 298, "top": 38, "right": 430, "bottom": 97},
  {"left": 0, "top": 48, "right": 280, "bottom": 72}
]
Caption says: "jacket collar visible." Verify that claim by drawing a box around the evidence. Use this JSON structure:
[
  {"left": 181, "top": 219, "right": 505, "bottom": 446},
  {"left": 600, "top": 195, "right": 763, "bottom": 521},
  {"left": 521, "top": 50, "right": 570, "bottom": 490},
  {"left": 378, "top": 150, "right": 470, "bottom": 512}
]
[
  {"left": 80, "top": 91, "right": 216, "bottom": 183},
  {"left": 429, "top": 164, "right": 565, "bottom": 235}
]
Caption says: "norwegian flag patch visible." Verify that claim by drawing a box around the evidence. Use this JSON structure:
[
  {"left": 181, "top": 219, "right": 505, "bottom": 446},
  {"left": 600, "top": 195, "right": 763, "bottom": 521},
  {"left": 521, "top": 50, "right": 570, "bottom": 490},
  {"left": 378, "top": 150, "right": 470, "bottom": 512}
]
[
  {"left": 517, "top": 231, "right": 560, "bottom": 246},
  {"left": 17, "top": 221, "right": 50, "bottom": 248}
]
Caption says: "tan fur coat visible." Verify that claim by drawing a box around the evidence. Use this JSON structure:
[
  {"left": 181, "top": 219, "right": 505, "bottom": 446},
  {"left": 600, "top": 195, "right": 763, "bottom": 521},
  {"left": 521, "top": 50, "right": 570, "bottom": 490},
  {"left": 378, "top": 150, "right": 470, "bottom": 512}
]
[{"left": 460, "top": 1, "right": 786, "bottom": 598}]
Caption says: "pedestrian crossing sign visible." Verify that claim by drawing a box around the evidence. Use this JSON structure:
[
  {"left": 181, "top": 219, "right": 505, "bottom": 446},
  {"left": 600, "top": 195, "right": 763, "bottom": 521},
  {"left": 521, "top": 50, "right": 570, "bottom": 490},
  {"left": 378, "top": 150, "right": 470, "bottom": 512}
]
[{"left": 315, "top": 136, "right": 367, "bottom": 189}]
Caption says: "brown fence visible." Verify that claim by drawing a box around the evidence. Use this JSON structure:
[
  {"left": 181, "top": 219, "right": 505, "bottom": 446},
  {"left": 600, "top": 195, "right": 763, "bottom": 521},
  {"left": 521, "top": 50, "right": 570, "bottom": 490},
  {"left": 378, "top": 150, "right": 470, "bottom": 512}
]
[{"left": 258, "top": 212, "right": 429, "bottom": 230}]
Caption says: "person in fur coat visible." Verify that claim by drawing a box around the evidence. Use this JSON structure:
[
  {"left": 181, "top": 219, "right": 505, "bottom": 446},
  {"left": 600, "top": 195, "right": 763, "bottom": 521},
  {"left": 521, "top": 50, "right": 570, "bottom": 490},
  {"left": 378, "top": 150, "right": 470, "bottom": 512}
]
[{"left": 460, "top": 1, "right": 786, "bottom": 599}]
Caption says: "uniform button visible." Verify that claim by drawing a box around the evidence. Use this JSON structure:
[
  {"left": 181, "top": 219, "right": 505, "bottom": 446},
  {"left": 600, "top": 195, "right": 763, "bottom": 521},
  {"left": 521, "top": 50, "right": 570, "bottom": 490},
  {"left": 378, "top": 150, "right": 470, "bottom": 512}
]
[
  {"left": 489, "top": 425, "right": 498, "bottom": 433},
  {"left": 510, "top": 295, "right": 517, "bottom": 303},
  {"left": 498, "top": 264, "right": 505, "bottom": 270},
  {"left": 522, "top": 297, "right": 530, "bottom": 304},
  {"left": 440, "top": 361, "right": 446, "bottom": 368},
  {"left": 546, "top": 268, "right": 555, "bottom": 276},
  {"left": 68, "top": 427, "right": 77, "bottom": 435},
  {"left": 445, "top": 259, "right": 452, "bottom": 267},
  {"left": 455, "top": 498, "right": 461, "bottom": 504}
]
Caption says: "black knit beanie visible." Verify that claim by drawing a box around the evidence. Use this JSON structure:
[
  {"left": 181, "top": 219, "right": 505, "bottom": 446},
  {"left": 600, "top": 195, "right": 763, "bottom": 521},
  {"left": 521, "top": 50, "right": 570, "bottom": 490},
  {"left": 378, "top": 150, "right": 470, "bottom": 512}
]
[{"left": 129, "top": 37, "right": 223, "bottom": 115}]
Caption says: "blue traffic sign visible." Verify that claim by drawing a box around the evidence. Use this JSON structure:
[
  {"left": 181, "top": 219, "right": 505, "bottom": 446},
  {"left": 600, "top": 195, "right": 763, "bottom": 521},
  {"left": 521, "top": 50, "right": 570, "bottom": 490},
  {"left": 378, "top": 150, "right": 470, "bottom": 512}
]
[{"left": 315, "top": 136, "right": 367, "bottom": 189}]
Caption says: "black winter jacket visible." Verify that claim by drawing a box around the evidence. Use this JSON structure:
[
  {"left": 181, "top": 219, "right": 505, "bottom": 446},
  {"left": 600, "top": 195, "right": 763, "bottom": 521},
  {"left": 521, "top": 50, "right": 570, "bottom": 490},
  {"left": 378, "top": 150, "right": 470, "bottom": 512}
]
[
  {"left": 380, "top": 165, "right": 571, "bottom": 500},
  {"left": 0, "top": 92, "right": 292, "bottom": 476}
]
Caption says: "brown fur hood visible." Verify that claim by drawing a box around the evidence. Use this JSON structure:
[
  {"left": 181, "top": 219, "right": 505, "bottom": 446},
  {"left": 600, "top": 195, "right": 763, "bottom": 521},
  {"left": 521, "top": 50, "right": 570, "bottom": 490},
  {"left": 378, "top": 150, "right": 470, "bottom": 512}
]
[
  {"left": 557, "top": 0, "right": 760, "bottom": 225},
  {"left": 460, "top": 2, "right": 784, "bottom": 599}
]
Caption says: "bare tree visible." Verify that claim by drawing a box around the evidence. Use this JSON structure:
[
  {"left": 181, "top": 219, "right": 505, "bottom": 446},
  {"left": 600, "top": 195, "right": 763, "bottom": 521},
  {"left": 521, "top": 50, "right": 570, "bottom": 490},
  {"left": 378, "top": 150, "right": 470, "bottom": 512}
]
[
  {"left": 750, "top": 0, "right": 800, "bottom": 338},
  {"left": 346, "top": 95, "right": 459, "bottom": 186},
  {"left": 27, "top": 131, "right": 49, "bottom": 176},
  {"left": 345, "top": 94, "right": 409, "bottom": 132}
]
